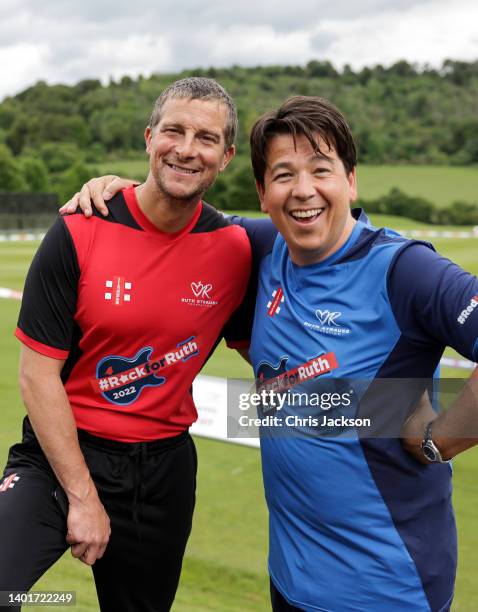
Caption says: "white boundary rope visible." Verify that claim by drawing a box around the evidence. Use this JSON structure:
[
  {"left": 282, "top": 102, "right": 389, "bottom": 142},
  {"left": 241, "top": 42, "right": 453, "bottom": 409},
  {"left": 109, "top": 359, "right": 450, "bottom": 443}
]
[
  {"left": 0, "top": 287, "right": 23, "bottom": 300},
  {"left": 0, "top": 233, "right": 45, "bottom": 242},
  {"left": 400, "top": 229, "right": 478, "bottom": 239}
]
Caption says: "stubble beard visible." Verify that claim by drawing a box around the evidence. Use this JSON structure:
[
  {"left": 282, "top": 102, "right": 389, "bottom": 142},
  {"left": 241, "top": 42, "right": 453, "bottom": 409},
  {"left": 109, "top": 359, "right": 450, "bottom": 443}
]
[{"left": 153, "top": 171, "right": 214, "bottom": 209}]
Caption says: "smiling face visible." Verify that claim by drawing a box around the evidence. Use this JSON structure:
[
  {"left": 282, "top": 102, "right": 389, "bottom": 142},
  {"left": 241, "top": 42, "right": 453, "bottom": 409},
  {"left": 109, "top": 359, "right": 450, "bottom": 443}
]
[
  {"left": 257, "top": 132, "right": 358, "bottom": 266},
  {"left": 145, "top": 97, "right": 235, "bottom": 204}
]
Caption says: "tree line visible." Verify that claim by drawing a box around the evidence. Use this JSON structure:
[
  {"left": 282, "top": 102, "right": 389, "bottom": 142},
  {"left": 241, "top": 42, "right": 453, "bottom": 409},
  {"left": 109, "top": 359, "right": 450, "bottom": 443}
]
[{"left": 0, "top": 59, "right": 477, "bottom": 218}]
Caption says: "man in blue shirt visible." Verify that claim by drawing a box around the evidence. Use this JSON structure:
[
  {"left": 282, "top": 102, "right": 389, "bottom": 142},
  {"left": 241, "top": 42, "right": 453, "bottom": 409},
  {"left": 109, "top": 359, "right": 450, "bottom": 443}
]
[
  {"left": 63, "top": 95, "right": 478, "bottom": 612},
  {"left": 239, "top": 95, "right": 478, "bottom": 611}
]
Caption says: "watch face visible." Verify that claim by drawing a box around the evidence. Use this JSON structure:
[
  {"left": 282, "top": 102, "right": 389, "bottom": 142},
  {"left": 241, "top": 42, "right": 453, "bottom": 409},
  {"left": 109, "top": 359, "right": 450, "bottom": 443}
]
[{"left": 423, "top": 443, "right": 437, "bottom": 462}]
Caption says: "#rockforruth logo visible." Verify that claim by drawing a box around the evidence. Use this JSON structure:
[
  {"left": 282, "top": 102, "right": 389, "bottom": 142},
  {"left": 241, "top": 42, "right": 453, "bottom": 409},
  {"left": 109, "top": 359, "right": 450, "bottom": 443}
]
[
  {"left": 257, "top": 352, "right": 338, "bottom": 395},
  {"left": 92, "top": 337, "right": 199, "bottom": 406}
]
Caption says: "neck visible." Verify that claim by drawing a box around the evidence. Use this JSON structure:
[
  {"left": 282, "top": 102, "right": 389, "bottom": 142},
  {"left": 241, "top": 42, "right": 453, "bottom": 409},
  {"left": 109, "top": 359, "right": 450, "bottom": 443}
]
[{"left": 135, "top": 179, "right": 201, "bottom": 233}]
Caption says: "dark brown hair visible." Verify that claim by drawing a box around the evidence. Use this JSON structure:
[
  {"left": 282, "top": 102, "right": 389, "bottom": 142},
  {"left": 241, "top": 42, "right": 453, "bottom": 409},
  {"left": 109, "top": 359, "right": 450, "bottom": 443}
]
[{"left": 250, "top": 96, "right": 357, "bottom": 186}]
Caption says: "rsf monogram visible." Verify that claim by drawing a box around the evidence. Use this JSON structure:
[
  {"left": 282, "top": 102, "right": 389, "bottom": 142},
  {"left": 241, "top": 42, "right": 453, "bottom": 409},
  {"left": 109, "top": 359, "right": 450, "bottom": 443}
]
[
  {"left": 316, "top": 309, "right": 341, "bottom": 326},
  {"left": 191, "top": 281, "right": 212, "bottom": 299},
  {"left": 181, "top": 281, "right": 218, "bottom": 308},
  {"left": 306, "top": 308, "right": 351, "bottom": 336}
]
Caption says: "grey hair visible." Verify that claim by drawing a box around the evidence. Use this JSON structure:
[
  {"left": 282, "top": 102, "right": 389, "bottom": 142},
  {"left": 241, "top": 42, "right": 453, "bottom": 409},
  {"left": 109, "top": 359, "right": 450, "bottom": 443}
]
[{"left": 148, "top": 77, "right": 237, "bottom": 150}]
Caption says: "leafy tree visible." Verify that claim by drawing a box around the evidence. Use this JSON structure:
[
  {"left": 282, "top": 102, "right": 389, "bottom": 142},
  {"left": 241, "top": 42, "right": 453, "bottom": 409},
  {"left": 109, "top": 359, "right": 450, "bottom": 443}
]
[
  {"left": 0, "top": 144, "right": 27, "bottom": 191},
  {"left": 19, "top": 156, "right": 50, "bottom": 192},
  {"left": 55, "top": 161, "right": 98, "bottom": 203},
  {"left": 225, "top": 164, "right": 259, "bottom": 211},
  {"left": 306, "top": 60, "right": 338, "bottom": 79},
  {"left": 359, "top": 189, "right": 478, "bottom": 225},
  {"left": 74, "top": 79, "right": 102, "bottom": 96},
  {"left": 5, "top": 115, "right": 30, "bottom": 154},
  {"left": 446, "top": 201, "right": 478, "bottom": 225},
  {"left": 0, "top": 100, "right": 18, "bottom": 130},
  {"left": 35, "top": 142, "right": 85, "bottom": 173}
]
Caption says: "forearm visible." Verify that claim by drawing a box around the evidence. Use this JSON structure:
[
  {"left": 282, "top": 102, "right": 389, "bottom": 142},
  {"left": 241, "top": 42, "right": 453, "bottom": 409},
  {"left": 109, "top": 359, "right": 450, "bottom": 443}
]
[
  {"left": 19, "top": 364, "right": 110, "bottom": 564},
  {"left": 402, "top": 367, "right": 478, "bottom": 462},
  {"left": 19, "top": 369, "right": 94, "bottom": 502},
  {"left": 17, "top": 325, "right": 110, "bottom": 565},
  {"left": 429, "top": 368, "right": 478, "bottom": 459}
]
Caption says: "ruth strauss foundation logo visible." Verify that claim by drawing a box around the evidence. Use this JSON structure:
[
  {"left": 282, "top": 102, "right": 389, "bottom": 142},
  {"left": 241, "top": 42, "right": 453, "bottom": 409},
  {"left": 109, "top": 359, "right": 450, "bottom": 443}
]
[
  {"left": 316, "top": 309, "right": 342, "bottom": 327},
  {"left": 301, "top": 307, "right": 351, "bottom": 336},
  {"left": 191, "top": 281, "right": 212, "bottom": 299},
  {"left": 181, "top": 281, "right": 218, "bottom": 308}
]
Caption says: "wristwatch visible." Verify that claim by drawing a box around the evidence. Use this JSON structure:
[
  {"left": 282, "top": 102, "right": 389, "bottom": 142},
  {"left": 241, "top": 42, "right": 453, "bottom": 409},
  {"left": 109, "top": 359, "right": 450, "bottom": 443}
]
[{"left": 421, "top": 421, "right": 447, "bottom": 463}]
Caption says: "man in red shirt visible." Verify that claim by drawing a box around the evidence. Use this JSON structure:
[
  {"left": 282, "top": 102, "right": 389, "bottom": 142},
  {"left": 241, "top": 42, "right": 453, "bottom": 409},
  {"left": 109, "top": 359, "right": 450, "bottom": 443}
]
[{"left": 0, "top": 77, "right": 251, "bottom": 611}]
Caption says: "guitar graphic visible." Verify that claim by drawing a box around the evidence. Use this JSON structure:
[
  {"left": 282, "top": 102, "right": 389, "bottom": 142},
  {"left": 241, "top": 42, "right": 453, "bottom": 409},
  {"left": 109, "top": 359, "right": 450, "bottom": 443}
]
[
  {"left": 257, "top": 357, "right": 289, "bottom": 386},
  {"left": 96, "top": 346, "right": 165, "bottom": 406}
]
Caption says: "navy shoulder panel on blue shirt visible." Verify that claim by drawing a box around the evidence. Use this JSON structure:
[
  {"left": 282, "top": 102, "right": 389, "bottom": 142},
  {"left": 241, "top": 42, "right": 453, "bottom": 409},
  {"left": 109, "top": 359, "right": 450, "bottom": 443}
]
[
  {"left": 387, "top": 242, "right": 478, "bottom": 361},
  {"left": 229, "top": 216, "right": 278, "bottom": 263},
  {"left": 222, "top": 217, "right": 277, "bottom": 347}
]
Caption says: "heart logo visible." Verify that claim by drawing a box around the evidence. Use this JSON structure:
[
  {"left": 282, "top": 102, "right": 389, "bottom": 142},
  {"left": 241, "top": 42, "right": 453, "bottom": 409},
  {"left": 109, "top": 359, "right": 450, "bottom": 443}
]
[
  {"left": 315, "top": 309, "right": 341, "bottom": 326},
  {"left": 191, "top": 282, "right": 203, "bottom": 297},
  {"left": 315, "top": 309, "right": 330, "bottom": 325}
]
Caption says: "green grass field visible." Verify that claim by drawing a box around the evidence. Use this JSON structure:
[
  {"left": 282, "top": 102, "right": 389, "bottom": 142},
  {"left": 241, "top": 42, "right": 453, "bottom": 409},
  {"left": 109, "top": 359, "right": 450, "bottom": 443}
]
[
  {"left": 0, "top": 213, "right": 477, "bottom": 611},
  {"left": 357, "top": 165, "right": 478, "bottom": 208},
  {"left": 97, "top": 158, "right": 478, "bottom": 209}
]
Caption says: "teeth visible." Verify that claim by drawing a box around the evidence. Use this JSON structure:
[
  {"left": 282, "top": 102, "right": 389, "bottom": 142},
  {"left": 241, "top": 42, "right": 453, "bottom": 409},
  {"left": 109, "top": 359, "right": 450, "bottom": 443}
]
[
  {"left": 169, "top": 164, "right": 197, "bottom": 174},
  {"left": 290, "top": 209, "right": 323, "bottom": 219}
]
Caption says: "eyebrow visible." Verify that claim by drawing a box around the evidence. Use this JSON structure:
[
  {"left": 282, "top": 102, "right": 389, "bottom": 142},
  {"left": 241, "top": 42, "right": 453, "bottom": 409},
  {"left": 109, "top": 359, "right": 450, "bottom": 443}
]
[
  {"left": 269, "top": 154, "right": 334, "bottom": 173},
  {"left": 160, "top": 122, "right": 183, "bottom": 131},
  {"left": 160, "top": 123, "right": 221, "bottom": 143},
  {"left": 313, "top": 151, "right": 334, "bottom": 163}
]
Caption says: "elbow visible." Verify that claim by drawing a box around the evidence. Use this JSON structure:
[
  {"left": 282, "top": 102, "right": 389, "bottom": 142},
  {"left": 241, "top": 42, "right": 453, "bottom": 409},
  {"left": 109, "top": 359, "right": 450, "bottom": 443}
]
[
  {"left": 18, "top": 362, "right": 42, "bottom": 401},
  {"left": 18, "top": 366, "right": 34, "bottom": 400},
  {"left": 18, "top": 346, "right": 64, "bottom": 404}
]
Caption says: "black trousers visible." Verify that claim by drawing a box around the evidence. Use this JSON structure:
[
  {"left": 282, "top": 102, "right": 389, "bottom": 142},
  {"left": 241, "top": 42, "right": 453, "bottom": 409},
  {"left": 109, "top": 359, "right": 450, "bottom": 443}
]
[
  {"left": 0, "top": 418, "right": 197, "bottom": 612},
  {"left": 270, "top": 579, "right": 305, "bottom": 611}
]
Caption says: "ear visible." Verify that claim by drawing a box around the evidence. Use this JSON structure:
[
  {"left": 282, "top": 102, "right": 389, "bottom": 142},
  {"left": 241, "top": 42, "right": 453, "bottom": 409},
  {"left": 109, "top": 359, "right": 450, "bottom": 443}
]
[
  {"left": 255, "top": 180, "right": 268, "bottom": 213},
  {"left": 219, "top": 145, "right": 236, "bottom": 172},
  {"left": 144, "top": 126, "right": 153, "bottom": 154},
  {"left": 348, "top": 167, "right": 358, "bottom": 202}
]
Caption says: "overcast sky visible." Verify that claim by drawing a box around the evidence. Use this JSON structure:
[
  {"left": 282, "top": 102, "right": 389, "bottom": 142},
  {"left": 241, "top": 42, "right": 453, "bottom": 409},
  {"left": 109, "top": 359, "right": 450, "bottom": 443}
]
[{"left": 1, "top": 0, "right": 477, "bottom": 100}]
